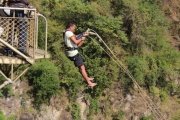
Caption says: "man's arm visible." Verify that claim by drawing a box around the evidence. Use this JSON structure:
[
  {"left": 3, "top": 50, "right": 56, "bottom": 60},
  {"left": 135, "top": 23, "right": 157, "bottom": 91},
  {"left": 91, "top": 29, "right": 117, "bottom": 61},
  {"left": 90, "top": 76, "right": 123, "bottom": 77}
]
[
  {"left": 77, "top": 37, "right": 86, "bottom": 47},
  {"left": 76, "top": 32, "right": 89, "bottom": 47},
  {"left": 69, "top": 32, "right": 88, "bottom": 46},
  {"left": 70, "top": 35, "right": 84, "bottom": 45}
]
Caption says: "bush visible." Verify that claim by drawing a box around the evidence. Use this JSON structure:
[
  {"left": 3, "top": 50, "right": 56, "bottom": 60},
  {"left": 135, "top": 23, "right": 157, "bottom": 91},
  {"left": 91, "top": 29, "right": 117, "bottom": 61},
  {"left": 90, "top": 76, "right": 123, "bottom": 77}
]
[
  {"left": 150, "top": 86, "right": 160, "bottom": 97},
  {"left": 0, "top": 75, "right": 13, "bottom": 98},
  {"left": 112, "top": 110, "right": 125, "bottom": 120},
  {"left": 30, "top": 0, "right": 180, "bottom": 118},
  {"left": 0, "top": 111, "right": 6, "bottom": 120},
  {"left": 140, "top": 115, "right": 154, "bottom": 120},
  {"left": 159, "top": 90, "right": 168, "bottom": 102},
  {"left": 7, "top": 115, "right": 16, "bottom": 120},
  {"left": 28, "top": 60, "right": 60, "bottom": 108},
  {"left": 89, "top": 98, "right": 99, "bottom": 114},
  {"left": 127, "top": 56, "right": 148, "bottom": 86},
  {"left": 71, "top": 103, "right": 81, "bottom": 120}
]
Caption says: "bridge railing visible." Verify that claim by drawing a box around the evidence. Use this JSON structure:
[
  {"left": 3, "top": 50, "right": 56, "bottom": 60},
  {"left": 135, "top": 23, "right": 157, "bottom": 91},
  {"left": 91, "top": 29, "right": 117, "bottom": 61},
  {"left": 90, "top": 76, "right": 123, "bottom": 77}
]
[{"left": 0, "top": 6, "right": 48, "bottom": 59}]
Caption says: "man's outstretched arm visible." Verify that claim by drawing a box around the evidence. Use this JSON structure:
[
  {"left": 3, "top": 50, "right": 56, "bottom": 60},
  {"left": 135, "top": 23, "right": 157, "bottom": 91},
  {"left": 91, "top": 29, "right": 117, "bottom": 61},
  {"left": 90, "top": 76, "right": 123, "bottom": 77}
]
[{"left": 70, "top": 35, "right": 84, "bottom": 45}]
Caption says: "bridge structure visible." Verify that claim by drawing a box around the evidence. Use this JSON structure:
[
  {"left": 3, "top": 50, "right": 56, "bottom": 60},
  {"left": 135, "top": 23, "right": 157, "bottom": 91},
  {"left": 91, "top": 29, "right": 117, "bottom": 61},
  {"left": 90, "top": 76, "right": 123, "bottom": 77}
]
[{"left": 0, "top": 6, "right": 50, "bottom": 89}]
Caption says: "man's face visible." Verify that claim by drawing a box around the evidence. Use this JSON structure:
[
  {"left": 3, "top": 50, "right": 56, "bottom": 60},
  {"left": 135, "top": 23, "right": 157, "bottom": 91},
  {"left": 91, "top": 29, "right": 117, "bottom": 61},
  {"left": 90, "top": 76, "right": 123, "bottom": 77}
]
[{"left": 71, "top": 24, "right": 77, "bottom": 32}]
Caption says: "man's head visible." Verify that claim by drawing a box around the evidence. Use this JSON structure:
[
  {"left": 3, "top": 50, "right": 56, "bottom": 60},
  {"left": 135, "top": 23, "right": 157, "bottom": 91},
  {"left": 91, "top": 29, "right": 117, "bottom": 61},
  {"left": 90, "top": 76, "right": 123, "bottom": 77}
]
[{"left": 66, "top": 22, "right": 77, "bottom": 32}]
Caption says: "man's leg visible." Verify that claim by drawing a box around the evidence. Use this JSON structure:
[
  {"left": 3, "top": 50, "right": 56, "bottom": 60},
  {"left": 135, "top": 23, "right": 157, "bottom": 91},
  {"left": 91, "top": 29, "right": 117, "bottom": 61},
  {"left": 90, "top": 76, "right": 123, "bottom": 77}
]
[{"left": 79, "top": 65, "right": 96, "bottom": 87}]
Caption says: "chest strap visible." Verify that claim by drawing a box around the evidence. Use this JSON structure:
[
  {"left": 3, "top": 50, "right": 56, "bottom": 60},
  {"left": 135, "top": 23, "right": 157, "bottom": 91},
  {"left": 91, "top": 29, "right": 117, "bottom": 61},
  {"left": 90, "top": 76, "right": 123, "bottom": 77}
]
[{"left": 66, "top": 47, "right": 78, "bottom": 51}]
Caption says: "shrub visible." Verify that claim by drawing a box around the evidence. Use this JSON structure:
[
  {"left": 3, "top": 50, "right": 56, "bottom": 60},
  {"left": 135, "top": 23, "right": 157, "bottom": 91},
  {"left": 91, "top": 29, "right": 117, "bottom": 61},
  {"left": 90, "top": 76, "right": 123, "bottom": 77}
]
[
  {"left": 0, "top": 111, "right": 6, "bottom": 120},
  {"left": 112, "top": 110, "right": 125, "bottom": 120},
  {"left": 89, "top": 98, "right": 99, "bottom": 114},
  {"left": 127, "top": 56, "right": 148, "bottom": 86},
  {"left": 30, "top": 1, "right": 180, "bottom": 119},
  {"left": 140, "top": 116, "right": 154, "bottom": 120},
  {"left": 159, "top": 90, "right": 168, "bottom": 102},
  {"left": 28, "top": 60, "right": 59, "bottom": 108},
  {"left": 87, "top": 98, "right": 99, "bottom": 120},
  {"left": 0, "top": 75, "right": 13, "bottom": 97},
  {"left": 149, "top": 86, "right": 160, "bottom": 97},
  {"left": 7, "top": 115, "right": 16, "bottom": 120},
  {"left": 71, "top": 103, "right": 81, "bottom": 120}
]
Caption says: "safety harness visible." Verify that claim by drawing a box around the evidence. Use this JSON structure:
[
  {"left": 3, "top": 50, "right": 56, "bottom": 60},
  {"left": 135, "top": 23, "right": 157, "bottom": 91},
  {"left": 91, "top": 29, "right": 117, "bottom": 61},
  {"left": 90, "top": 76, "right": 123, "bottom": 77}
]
[{"left": 63, "top": 30, "right": 84, "bottom": 51}]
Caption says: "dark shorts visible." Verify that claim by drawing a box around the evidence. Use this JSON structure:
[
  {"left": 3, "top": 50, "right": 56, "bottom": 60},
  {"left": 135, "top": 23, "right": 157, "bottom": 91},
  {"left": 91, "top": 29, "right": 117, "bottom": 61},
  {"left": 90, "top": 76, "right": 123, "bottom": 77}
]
[{"left": 68, "top": 54, "right": 84, "bottom": 67}]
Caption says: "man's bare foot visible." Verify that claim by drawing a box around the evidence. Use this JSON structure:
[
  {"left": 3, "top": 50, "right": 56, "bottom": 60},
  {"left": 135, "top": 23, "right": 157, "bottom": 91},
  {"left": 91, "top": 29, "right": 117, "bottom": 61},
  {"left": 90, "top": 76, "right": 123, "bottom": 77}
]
[
  {"left": 88, "top": 83, "right": 97, "bottom": 88},
  {"left": 88, "top": 77, "right": 94, "bottom": 82}
]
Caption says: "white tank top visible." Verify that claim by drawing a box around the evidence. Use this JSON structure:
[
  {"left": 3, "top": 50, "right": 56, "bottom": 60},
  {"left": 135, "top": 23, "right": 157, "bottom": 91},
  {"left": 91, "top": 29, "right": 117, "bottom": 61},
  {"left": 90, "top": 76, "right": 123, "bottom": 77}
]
[{"left": 64, "top": 31, "right": 78, "bottom": 57}]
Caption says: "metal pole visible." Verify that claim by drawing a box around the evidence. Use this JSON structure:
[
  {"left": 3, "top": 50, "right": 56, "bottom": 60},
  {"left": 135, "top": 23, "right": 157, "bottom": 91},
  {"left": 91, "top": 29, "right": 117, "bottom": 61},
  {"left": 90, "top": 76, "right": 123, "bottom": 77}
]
[
  {"left": 33, "top": 12, "right": 36, "bottom": 59},
  {"left": 11, "top": 64, "right": 13, "bottom": 80},
  {"left": 0, "top": 7, "right": 36, "bottom": 11},
  {"left": 36, "top": 12, "right": 39, "bottom": 49},
  {"left": 14, "top": 67, "right": 30, "bottom": 81},
  {"left": 0, "top": 70, "right": 10, "bottom": 81},
  {"left": 0, "top": 38, "right": 34, "bottom": 64},
  {"left": 0, "top": 70, "right": 13, "bottom": 89},
  {"left": 37, "top": 14, "right": 48, "bottom": 58},
  {"left": 0, "top": 80, "right": 12, "bottom": 89}
]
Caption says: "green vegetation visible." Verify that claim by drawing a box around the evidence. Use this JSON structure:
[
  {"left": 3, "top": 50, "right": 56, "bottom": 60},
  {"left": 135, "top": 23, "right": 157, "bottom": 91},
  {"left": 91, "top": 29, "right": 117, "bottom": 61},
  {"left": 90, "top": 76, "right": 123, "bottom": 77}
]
[
  {"left": 70, "top": 103, "right": 81, "bottom": 120},
  {"left": 28, "top": 60, "right": 59, "bottom": 108},
  {"left": 140, "top": 115, "right": 154, "bottom": 120},
  {"left": 88, "top": 98, "right": 99, "bottom": 117},
  {"left": 0, "top": 111, "right": 15, "bottom": 120},
  {"left": 0, "top": 75, "right": 13, "bottom": 97},
  {"left": 112, "top": 110, "right": 125, "bottom": 120},
  {"left": 6, "top": 115, "right": 16, "bottom": 120},
  {"left": 0, "top": 111, "right": 6, "bottom": 120},
  {"left": 0, "top": 0, "right": 178, "bottom": 119},
  {"left": 28, "top": 0, "right": 180, "bottom": 118}
]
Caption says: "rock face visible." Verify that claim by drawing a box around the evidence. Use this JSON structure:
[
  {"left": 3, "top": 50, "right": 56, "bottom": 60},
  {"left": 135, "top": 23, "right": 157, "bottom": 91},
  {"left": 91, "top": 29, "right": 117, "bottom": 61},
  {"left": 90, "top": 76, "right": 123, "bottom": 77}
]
[
  {"left": 0, "top": 78, "right": 179, "bottom": 120},
  {"left": 35, "top": 106, "right": 62, "bottom": 120},
  {"left": 76, "top": 96, "right": 88, "bottom": 120},
  {"left": 19, "top": 113, "right": 34, "bottom": 120},
  {"left": 0, "top": 97, "right": 21, "bottom": 116},
  {"left": 0, "top": 81, "right": 72, "bottom": 120},
  {"left": 95, "top": 82, "right": 165, "bottom": 120},
  {"left": 34, "top": 105, "right": 72, "bottom": 120},
  {"left": 0, "top": 80, "right": 27, "bottom": 117},
  {"left": 163, "top": 0, "right": 180, "bottom": 50}
]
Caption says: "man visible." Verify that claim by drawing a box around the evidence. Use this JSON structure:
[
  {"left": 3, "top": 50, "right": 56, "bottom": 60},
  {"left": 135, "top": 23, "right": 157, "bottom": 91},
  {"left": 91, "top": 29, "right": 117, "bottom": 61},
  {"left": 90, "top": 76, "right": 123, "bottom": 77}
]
[
  {"left": 8, "top": 0, "right": 29, "bottom": 8},
  {"left": 64, "top": 22, "right": 97, "bottom": 88},
  {"left": 7, "top": 0, "right": 29, "bottom": 54}
]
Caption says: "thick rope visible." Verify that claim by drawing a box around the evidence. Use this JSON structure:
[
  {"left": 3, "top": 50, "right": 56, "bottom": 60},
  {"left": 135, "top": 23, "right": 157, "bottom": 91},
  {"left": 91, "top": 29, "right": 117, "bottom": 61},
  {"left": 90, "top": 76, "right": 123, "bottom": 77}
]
[{"left": 88, "top": 30, "right": 166, "bottom": 120}]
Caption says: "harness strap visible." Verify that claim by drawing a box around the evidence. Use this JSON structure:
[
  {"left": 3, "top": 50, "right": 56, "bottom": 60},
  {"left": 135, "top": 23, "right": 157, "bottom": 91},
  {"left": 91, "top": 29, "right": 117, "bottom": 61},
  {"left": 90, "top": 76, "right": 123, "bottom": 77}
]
[
  {"left": 63, "top": 30, "right": 79, "bottom": 51},
  {"left": 65, "top": 47, "right": 78, "bottom": 51}
]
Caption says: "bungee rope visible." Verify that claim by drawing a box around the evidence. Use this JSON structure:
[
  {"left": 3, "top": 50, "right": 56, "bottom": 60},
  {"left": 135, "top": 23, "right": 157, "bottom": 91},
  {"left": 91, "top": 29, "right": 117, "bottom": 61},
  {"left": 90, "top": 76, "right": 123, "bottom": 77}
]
[{"left": 87, "top": 29, "right": 166, "bottom": 120}]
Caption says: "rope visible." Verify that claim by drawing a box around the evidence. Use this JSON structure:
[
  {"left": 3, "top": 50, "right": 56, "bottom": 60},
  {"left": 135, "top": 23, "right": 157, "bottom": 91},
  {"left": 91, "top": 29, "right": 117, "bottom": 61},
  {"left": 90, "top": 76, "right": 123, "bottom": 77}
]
[{"left": 87, "top": 29, "right": 166, "bottom": 120}]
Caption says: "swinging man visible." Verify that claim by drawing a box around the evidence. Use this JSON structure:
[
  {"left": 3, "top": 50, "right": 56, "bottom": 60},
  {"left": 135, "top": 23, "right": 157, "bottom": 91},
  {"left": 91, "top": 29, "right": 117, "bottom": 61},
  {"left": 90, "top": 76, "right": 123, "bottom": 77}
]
[{"left": 64, "top": 22, "right": 97, "bottom": 88}]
